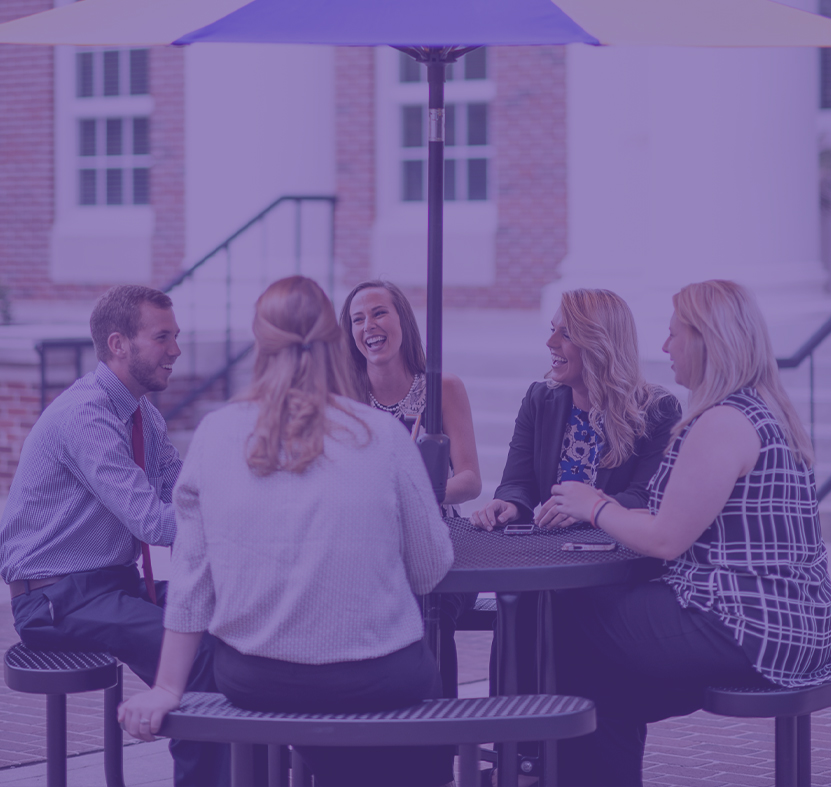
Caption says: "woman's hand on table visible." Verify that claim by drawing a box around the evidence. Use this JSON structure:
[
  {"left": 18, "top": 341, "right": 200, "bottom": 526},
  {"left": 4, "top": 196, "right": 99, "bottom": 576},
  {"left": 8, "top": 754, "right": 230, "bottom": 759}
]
[
  {"left": 535, "top": 494, "right": 580, "bottom": 529},
  {"left": 118, "top": 686, "right": 181, "bottom": 741},
  {"left": 549, "top": 481, "right": 606, "bottom": 526},
  {"left": 470, "top": 499, "right": 518, "bottom": 531}
]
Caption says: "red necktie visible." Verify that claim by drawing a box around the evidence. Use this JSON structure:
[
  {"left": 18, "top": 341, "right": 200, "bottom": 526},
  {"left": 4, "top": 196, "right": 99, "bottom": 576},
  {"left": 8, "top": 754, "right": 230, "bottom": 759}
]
[{"left": 132, "top": 406, "right": 158, "bottom": 605}]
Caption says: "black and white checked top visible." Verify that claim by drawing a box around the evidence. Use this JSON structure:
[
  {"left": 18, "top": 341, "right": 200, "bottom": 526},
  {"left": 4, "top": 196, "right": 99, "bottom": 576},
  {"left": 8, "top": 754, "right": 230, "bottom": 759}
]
[
  {"left": 0, "top": 363, "right": 181, "bottom": 583},
  {"left": 649, "top": 388, "right": 831, "bottom": 687}
]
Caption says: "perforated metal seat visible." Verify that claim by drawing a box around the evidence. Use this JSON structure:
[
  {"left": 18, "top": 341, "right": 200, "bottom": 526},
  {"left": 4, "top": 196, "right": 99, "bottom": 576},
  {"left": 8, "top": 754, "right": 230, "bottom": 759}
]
[
  {"left": 159, "top": 691, "right": 595, "bottom": 787},
  {"left": 4, "top": 642, "right": 125, "bottom": 787},
  {"left": 704, "top": 680, "right": 831, "bottom": 787}
]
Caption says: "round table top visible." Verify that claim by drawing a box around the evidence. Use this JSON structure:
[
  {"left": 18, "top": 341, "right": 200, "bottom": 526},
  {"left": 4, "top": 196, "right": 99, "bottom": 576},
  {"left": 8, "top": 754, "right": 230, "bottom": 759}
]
[{"left": 433, "top": 516, "right": 660, "bottom": 593}]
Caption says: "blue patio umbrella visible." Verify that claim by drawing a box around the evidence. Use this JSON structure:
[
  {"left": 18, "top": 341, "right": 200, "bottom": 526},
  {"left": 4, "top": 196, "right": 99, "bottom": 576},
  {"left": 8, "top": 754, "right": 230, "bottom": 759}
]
[
  {"left": 3, "top": 0, "right": 831, "bottom": 499},
  {"left": 174, "top": 0, "right": 601, "bottom": 499}
]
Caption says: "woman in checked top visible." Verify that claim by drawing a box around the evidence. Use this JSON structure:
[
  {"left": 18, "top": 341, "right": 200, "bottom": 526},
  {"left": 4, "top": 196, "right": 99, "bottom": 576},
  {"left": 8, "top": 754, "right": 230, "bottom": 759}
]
[{"left": 551, "top": 280, "right": 831, "bottom": 787}]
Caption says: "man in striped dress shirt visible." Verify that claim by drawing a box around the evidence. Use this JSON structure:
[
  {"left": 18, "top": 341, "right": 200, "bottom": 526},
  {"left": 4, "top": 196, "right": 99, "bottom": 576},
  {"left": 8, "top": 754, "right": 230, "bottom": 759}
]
[{"left": 0, "top": 285, "right": 227, "bottom": 786}]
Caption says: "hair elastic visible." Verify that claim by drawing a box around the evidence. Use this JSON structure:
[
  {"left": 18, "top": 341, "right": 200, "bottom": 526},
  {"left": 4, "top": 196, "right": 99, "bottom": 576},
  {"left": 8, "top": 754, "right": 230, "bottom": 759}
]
[
  {"left": 589, "top": 497, "right": 604, "bottom": 528},
  {"left": 591, "top": 500, "right": 611, "bottom": 530},
  {"left": 299, "top": 343, "right": 313, "bottom": 353}
]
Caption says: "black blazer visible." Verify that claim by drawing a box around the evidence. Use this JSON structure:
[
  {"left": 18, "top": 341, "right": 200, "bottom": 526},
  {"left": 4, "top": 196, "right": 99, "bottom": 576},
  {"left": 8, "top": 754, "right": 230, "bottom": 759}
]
[{"left": 494, "top": 383, "right": 682, "bottom": 523}]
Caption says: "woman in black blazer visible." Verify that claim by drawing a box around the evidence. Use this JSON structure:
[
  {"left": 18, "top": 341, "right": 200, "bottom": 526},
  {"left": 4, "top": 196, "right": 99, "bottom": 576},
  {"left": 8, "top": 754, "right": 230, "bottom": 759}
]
[
  {"left": 471, "top": 289, "right": 680, "bottom": 531},
  {"left": 470, "top": 288, "right": 681, "bottom": 716}
]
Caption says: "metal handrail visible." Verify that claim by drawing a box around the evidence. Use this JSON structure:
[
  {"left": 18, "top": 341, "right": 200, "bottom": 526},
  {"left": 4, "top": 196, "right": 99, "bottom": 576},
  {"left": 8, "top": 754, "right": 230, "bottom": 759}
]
[
  {"left": 160, "top": 194, "right": 336, "bottom": 422},
  {"left": 162, "top": 343, "right": 254, "bottom": 422},
  {"left": 776, "top": 314, "right": 831, "bottom": 501},
  {"left": 776, "top": 314, "right": 831, "bottom": 369},
  {"left": 162, "top": 194, "right": 337, "bottom": 295}
]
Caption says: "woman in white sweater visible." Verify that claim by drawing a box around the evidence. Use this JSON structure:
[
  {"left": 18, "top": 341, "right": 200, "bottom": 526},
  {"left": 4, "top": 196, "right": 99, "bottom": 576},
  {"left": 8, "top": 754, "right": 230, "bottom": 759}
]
[{"left": 119, "top": 276, "right": 455, "bottom": 787}]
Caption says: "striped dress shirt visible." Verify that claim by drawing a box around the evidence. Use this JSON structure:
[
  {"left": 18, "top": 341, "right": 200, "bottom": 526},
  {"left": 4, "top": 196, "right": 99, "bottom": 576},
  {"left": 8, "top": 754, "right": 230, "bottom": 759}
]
[{"left": 0, "top": 362, "right": 180, "bottom": 583}]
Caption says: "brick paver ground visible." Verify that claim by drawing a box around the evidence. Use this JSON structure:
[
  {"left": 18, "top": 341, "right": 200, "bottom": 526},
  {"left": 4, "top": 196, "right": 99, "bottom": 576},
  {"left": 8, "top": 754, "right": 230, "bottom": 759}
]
[
  {"left": 3, "top": 603, "right": 831, "bottom": 784},
  {"left": 0, "top": 601, "right": 149, "bottom": 768}
]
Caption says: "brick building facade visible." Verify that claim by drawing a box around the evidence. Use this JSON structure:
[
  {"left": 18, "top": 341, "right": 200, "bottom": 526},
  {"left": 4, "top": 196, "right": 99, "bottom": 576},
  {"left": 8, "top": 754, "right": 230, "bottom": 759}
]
[
  {"left": 0, "top": 0, "right": 185, "bottom": 304},
  {"left": 334, "top": 46, "right": 567, "bottom": 309},
  {"left": 0, "top": 13, "right": 569, "bottom": 492},
  {"left": 0, "top": 0, "right": 185, "bottom": 492},
  {"left": 0, "top": 0, "right": 57, "bottom": 302}
]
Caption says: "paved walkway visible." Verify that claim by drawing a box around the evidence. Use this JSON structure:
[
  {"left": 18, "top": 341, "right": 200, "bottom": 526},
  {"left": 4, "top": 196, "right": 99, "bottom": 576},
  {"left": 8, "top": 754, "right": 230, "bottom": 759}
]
[{"left": 2, "top": 599, "right": 830, "bottom": 786}]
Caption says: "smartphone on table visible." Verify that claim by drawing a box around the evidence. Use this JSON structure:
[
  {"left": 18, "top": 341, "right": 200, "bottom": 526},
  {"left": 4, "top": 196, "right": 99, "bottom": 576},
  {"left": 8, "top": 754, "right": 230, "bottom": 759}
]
[
  {"left": 561, "top": 541, "right": 617, "bottom": 551},
  {"left": 503, "top": 524, "right": 536, "bottom": 535}
]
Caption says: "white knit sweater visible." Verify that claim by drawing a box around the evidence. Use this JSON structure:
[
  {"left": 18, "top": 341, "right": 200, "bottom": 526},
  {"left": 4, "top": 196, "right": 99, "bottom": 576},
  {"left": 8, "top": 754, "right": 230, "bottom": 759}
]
[{"left": 164, "top": 396, "right": 453, "bottom": 664}]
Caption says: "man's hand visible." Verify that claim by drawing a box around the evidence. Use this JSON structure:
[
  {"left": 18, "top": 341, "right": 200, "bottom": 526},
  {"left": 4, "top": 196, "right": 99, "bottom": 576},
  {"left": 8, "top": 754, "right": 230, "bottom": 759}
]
[
  {"left": 470, "top": 499, "right": 518, "bottom": 531},
  {"left": 118, "top": 686, "right": 181, "bottom": 742}
]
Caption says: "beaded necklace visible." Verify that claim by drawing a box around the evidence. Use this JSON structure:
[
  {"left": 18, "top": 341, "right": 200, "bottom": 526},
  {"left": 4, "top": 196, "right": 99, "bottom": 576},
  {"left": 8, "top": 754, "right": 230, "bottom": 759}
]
[{"left": 368, "top": 373, "right": 424, "bottom": 421}]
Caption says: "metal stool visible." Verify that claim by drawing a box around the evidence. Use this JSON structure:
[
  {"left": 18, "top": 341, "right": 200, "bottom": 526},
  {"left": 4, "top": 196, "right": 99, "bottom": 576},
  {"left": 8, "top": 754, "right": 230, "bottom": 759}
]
[
  {"left": 704, "top": 679, "right": 831, "bottom": 787},
  {"left": 3, "top": 642, "right": 125, "bottom": 787}
]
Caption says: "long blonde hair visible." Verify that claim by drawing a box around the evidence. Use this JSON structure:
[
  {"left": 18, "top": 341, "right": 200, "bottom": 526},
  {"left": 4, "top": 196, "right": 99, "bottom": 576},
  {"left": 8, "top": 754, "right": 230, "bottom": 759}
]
[
  {"left": 670, "top": 280, "right": 812, "bottom": 465},
  {"left": 547, "top": 289, "right": 668, "bottom": 468},
  {"left": 243, "top": 276, "right": 365, "bottom": 475}
]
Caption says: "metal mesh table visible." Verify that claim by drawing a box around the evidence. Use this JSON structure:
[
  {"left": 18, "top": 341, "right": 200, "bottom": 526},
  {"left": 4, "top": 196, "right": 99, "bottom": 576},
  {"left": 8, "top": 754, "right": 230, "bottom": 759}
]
[
  {"left": 434, "top": 516, "right": 657, "bottom": 593},
  {"left": 428, "top": 517, "right": 660, "bottom": 787}
]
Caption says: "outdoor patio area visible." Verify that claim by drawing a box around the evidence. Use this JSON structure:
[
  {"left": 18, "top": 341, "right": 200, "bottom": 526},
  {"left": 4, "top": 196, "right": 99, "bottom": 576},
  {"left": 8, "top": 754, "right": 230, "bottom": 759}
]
[{"left": 2, "top": 598, "right": 830, "bottom": 787}]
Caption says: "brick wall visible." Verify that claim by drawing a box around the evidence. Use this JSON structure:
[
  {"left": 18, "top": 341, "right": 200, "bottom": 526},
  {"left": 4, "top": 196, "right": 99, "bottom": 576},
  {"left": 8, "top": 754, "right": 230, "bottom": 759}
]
[
  {"left": 464, "top": 45, "right": 567, "bottom": 309},
  {"left": 150, "top": 46, "right": 186, "bottom": 290},
  {"left": 334, "top": 47, "right": 375, "bottom": 290},
  {"left": 0, "top": 370, "right": 39, "bottom": 495},
  {"left": 334, "top": 46, "right": 567, "bottom": 310},
  {"left": 0, "top": 2, "right": 186, "bottom": 303},
  {"left": 0, "top": 0, "right": 56, "bottom": 302}
]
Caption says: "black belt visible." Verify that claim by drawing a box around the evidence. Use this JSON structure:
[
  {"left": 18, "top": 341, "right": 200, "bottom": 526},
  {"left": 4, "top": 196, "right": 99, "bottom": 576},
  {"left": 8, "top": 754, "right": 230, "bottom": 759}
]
[{"left": 8, "top": 576, "right": 67, "bottom": 600}]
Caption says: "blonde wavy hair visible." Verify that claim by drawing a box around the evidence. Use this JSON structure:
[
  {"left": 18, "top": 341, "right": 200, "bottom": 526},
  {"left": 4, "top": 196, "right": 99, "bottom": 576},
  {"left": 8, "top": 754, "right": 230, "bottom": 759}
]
[
  {"left": 670, "top": 280, "right": 812, "bottom": 465},
  {"left": 547, "top": 288, "right": 668, "bottom": 468},
  {"left": 242, "top": 276, "right": 366, "bottom": 476}
]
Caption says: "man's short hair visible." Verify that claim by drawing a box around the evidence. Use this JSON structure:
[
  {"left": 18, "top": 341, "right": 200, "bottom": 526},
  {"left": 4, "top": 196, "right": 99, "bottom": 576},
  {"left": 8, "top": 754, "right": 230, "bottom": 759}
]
[{"left": 90, "top": 285, "right": 173, "bottom": 361}]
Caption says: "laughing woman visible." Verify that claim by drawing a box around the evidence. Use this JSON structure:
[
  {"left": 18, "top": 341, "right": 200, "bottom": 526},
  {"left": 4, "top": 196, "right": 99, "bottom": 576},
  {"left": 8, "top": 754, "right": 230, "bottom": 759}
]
[
  {"left": 340, "top": 279, "right": 482, "bottom": 699},
  {"left": 471, "top": 288, "right": 680, "bottom": 532},
  {"left": 339, "top": 280, "right": 481, "bottom": 511},
  {"left": 469, "top": 288, "right": 680, "bottom": 713},
  {"left": 551, "top": 281, "right": 831, "bottom": 787}
]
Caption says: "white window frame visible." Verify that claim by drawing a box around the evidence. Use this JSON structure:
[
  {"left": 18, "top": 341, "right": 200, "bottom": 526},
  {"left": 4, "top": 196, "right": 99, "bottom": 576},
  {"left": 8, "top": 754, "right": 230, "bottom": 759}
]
[
  {"left": 77, "top": 113, "right": 152, "bottom": 207},
  {"left": 372, "top": 47, "right": 497, "bottom": 287},
  {"left": 51, "top": 8, "right": 155, "bottom": 285}
]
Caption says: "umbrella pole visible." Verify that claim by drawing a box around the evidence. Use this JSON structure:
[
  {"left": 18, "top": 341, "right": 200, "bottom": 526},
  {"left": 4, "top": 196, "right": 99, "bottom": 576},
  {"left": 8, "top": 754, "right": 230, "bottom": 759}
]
[
  {"left": 416, "top": 55, "right": 450, "bottom": 504},
  {"left": 425, "top": 58, "right": 445, "bottom": 436}
]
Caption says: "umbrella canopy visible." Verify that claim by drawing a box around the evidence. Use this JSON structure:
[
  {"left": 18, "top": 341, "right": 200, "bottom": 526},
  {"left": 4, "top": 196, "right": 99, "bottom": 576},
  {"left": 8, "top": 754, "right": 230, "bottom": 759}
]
[
  {"left": 2, "top": 0, "right": 831, "bottom": 47},
  {"left": 3, "top": 0, "right": 831, "bottom": 498}
]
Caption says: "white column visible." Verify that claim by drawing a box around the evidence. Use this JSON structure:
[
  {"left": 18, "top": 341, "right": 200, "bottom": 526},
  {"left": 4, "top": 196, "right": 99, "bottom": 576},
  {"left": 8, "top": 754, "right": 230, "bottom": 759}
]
[{"left": 545, "top": 22, "right": 825, "bottom": 359}]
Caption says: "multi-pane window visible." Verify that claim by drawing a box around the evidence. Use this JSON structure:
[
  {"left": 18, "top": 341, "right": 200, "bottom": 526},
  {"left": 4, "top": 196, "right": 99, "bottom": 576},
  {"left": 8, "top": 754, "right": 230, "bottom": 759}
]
[
  {"left": 399, "top": 48, "right": 492, "bottom": 202},
  {"left": 75, "top": 49, "right": 151, "bottom": 206},
  {"left": 76, "top": 49, "right": 149, "bottom": 98},
  {"left": 78, "top": 117, "right": 151, "bottom": 205}
]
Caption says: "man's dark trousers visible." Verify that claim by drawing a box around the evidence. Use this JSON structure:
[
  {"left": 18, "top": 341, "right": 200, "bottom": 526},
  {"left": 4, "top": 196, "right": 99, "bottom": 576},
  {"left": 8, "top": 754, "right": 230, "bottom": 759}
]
[{"left": 11, "top": 564, "right": 229, "bottom": 787}]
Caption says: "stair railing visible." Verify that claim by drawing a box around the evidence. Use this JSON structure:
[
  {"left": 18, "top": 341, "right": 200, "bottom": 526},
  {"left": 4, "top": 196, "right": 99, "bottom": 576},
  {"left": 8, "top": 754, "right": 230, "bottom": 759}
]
[
  {"left": 776, "top": 313, "right": 831, "bottom": 500},
  {"left": 160, "top": 194, "right": 336, "bottom": 422}
]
